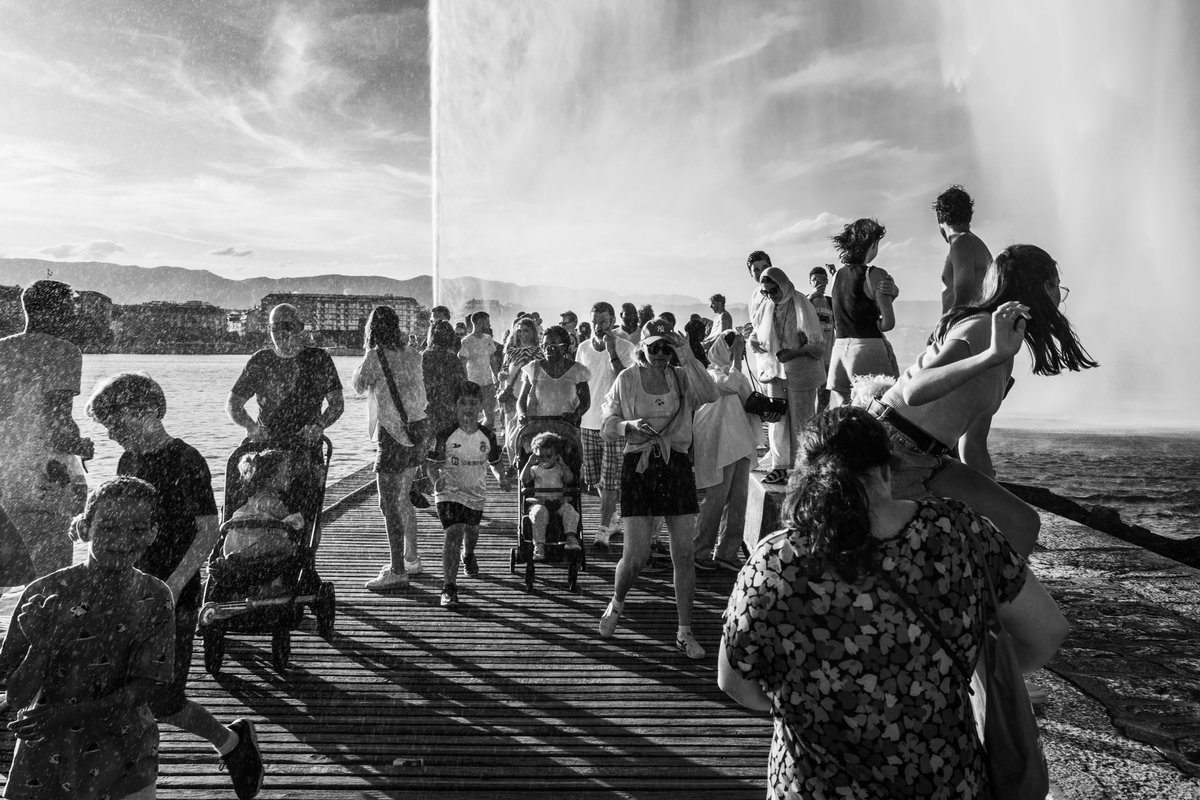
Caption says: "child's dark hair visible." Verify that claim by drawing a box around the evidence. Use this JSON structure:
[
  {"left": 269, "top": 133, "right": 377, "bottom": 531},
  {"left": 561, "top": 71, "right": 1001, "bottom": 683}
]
[
  {"left": 364, "top": 305, "right": 406, "bottom": 351},
  {"left": 86, "top": 372, "right": 167, "bottom": 424},
  {"left": 933, "top": 184, "right": 974, "bottom": 226},
  {"left": 71, "top": 476, "right": 158, "bottom": 542},
  {"left": 783, "top": 407, "right": 891, "bottom": 582},
  {"left": 530, "top": 431, "right": 565, "bottom": 457},
  {"left": 238, "top": 449, "right": 290, "bottom": 496},
  {"left": 934, "top": 243, "right": 1098, "bottom": 376},
  {"left": 831, "top": 218, "right": 886, "bottom": 264},
  {"left": 456, "top": 380, "right": 484, "bottom": 403}
]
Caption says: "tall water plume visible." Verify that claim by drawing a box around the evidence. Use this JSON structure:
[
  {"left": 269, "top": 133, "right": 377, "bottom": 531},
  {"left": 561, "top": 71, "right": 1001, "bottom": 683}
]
[{"left": 935, "top": 1, "right": 1199, "bottom": 427}]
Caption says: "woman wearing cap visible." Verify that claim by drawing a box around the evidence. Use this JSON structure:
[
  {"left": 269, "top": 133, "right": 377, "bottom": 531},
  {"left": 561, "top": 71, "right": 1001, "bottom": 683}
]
[{"left": 599, "top": 318, "right": 719, "bottom": 659}]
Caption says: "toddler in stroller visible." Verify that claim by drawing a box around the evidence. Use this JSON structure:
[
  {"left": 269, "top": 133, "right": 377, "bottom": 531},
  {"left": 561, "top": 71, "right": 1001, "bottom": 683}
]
[
  {"left": 520, "top": 431, "right": 582, "bottom": 560},
  {"left": 212, "top": 450, "right": 302, "bottom": 597}
]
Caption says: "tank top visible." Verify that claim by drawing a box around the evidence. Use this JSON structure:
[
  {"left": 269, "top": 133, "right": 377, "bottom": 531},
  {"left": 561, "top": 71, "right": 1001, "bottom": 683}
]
[
  {"left": 631, "top": 373, "right": 681, "bottom": 440},
  {"left": 522, "top": 361, "right": 589, "bottom": 416},
  {"left": 831, "top": 264, "right": 883, "bottom": 339}
]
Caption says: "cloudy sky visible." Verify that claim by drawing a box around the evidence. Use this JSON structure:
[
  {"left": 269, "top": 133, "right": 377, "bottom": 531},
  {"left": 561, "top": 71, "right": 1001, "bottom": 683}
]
[{"left": 0, "top": 0, "right": 430, "bottom": 277}]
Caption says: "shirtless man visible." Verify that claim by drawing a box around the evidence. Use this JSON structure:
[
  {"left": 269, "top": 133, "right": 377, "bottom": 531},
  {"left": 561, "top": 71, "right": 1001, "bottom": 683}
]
[{"left": 934, "top": 185, "right": 992, "bottom": 312}]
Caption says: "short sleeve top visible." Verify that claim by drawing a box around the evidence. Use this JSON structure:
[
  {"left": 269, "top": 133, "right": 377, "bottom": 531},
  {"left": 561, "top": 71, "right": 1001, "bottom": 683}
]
[
  {"left": 459, "top": 334, "right": 498, "bottom": 385},
  {"left": 119, "top": 438, "right": 218, "bottom": 607},
  {"left": 427, "top": 425, "right": 502, "bottom": 511},
  {"left": 231, "top": 347, "right": 342, "bottom": 440},
  {"left": 520, "top": 361, "right": 591, "bottom": 417},
  {"left": 573, "top": 337, "right": 637, "bottom": 430},
  {"left": 881, "top": 314, "right": 1012, "bottom": 447},
  {"left": 722, "top": 497, "right": 1026, "bottom": 799}
]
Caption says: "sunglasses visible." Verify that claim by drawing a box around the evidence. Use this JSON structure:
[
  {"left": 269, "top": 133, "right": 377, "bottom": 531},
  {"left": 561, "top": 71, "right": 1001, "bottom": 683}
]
[
  {"left": 647, "top": 342, "right": 673, "bottom": 355},
  {"left": 544, "top": 342, "right": 569, "bottom": 351}
]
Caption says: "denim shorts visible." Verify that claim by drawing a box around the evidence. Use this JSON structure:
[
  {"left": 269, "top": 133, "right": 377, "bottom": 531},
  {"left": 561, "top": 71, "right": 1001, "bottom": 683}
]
[{"left": 886, "top": 425, "right": 953, "bottom": 501}]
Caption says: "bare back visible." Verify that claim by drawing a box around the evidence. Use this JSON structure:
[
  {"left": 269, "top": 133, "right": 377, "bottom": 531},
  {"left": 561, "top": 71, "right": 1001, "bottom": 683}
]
[{"left": 941, "top": 231, "right": 992, "bottom": 312}]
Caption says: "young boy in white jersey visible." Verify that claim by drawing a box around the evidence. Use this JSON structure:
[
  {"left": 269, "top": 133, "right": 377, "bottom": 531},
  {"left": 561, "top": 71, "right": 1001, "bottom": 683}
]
[{"left": 427, "top": 381, "right": 511, "bottom": 609}]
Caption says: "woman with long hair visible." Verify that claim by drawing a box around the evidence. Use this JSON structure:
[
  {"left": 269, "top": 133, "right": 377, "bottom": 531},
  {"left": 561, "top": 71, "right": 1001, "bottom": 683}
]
[
  {"left": 719, "top": 407, "right": 1068, "bottom": 798},
  {"left": 826, "top": 218, "right": 900, "bottom": 407},
  {"left": 352, "top": 306, "right": 430, "bottom": 591},
  {"left": 871, "top": 243, "right": 1097, "bottom": 557},
  {"left": 599, "top": 319, "right": 718, "bottom": 659},
  {"left": 497, "top": 316, "right": 543, "bottom": 470}
]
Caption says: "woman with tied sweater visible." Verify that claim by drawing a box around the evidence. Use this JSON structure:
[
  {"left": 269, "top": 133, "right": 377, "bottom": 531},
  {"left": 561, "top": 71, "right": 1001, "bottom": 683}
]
[
  {"left": 749, "top": 266, "right": 827, "bottom": 484},
  {"left": 599, "top": 318, "right": 719, "bottom": 659}
]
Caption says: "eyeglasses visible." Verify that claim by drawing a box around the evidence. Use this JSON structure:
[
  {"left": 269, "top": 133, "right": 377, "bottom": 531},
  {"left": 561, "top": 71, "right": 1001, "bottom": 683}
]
[
  {"left": 647, "top": 342, "right": 673, "bottom": 355},
  {"left": 544, "top": 342, "right": 569, "bottom": 351},
  {"left": 1060, "top": 285, "right": 1070, "bottom": 302}
]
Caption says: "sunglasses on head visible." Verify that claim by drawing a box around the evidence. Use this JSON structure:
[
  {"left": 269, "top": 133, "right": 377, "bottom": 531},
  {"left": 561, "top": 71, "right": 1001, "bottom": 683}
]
[{"left": 647, "top": 342, "right": 673, "bottom": 355}]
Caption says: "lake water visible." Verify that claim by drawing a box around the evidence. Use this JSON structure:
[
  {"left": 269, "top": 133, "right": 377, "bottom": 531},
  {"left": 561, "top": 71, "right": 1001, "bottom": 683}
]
[{"left": 71, "top": 354, "right": 1200, "bottom": 541}]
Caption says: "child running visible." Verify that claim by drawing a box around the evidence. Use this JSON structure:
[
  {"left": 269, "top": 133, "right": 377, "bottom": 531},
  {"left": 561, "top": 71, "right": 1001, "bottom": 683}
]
[
  {"left": 86, "top": 372, "right": 264, "bottom": 799},
  {"left": 0, "top": 477, "right": 174, "bottom": 800},
  {"left": 427, "top": 381, "right": 511, "bottom": 610},
  {"left": 520, "top": 431, "right": 581, "bottom": 560},
  {"left": 222, "top": 450, "right": 303, "bottom": 560}
]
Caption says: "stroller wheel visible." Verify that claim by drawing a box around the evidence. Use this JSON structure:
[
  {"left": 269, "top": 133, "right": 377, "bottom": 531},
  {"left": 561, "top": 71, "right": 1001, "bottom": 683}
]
[
  {"left": 271, "top": 630, "right": 291, "bottom": 674},
  {"left": 524, "top": 560, "right": 535, "bottom": 592},
  {"left": 203, "top": 629, "right": 224, "bottom": 675},
  {"left": 315, "top": 581, "right": 336, "bottom": 640},
  {"left": 509, "top": 547, "right": 518, "bottom": 575},
  {"left": 567, "top": 560, "right": 579, "bottom": 592}
]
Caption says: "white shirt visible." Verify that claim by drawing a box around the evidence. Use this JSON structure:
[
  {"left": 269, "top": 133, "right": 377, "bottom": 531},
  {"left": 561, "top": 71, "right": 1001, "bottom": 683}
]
[{"left": 574, "top": 335, "right": 637, "bottom": 430}]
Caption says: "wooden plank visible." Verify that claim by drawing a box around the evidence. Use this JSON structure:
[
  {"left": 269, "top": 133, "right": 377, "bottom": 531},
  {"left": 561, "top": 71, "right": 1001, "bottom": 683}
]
[{"left": 0, "top": 470, "right": 772, "bottom": 798}]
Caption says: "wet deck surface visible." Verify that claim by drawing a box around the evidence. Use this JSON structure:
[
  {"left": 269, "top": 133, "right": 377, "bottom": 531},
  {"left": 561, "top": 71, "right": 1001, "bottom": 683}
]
[{"left": 3, "top": 467, "right": 1200, "bottom": 798}]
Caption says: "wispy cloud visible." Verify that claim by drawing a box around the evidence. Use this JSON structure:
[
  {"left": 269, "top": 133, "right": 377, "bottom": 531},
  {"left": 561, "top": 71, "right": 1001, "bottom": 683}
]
[
  {"left": 767, "top": 45, "right": 936, "bottom": 95},
  {"left": 762, "top": 212, "right": 849, "bottom": 246},
  {"left": 38, "top": 240, "right": 126, "bottom": 260},
  {"left": 209, "top": 244, "right": 254, "bottom": 257}
]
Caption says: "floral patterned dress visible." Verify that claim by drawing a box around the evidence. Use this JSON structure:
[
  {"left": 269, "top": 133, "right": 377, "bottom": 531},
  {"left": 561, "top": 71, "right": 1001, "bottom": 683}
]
[{"left": 723, "top": 497, "right": 1027, "bottom": 799}]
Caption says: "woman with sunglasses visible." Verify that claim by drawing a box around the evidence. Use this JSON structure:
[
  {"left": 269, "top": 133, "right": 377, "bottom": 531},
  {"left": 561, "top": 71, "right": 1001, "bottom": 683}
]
[
  {"left": 515, "top": 325, "right": 591, "bottom": 428},
  {"left": 497, "top": 317, "right": 543, "bottom": 472},
  {"left": 599, "top": 318, "right": 719, "bottom": 659},
  {"left": 871, "top": 244, "right": 1096, "bottom": 559}
]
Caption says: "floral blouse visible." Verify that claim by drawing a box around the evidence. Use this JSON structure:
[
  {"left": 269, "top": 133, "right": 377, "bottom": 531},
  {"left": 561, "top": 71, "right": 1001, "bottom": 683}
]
[{"left": 723, "top": 497, "right": 1027, "bottom": 799}]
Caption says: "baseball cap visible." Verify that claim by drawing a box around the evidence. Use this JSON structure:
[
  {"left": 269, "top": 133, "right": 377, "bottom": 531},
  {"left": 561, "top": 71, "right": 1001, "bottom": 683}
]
[{"left": 640, "top": 318, "right": 673, "bottom": 346}]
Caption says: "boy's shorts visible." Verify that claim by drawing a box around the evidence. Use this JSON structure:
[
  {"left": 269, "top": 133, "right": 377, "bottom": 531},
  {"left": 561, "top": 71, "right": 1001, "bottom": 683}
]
[
  {"left": 437, "top": 501, "right": 483, "bottom": 528},
  {"left": 580, "top": 428, "right": 623, "bottom": 490},
  {"left": 148, "top": 579, "right": 203, "bottom": 718}
]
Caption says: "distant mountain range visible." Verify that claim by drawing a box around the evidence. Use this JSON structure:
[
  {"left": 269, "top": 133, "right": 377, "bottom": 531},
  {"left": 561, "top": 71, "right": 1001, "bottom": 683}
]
[{"left": 0, "top": 257, "right": 943, "bottom": 330}]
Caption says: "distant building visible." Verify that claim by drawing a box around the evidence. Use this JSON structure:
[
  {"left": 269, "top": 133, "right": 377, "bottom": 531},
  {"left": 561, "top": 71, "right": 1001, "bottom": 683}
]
[
  {"left": 259, "top": 292, "right": 425, "bottom": 348},
  {"left": 116, "top": 300, "right": 226, "bottom": 343}
]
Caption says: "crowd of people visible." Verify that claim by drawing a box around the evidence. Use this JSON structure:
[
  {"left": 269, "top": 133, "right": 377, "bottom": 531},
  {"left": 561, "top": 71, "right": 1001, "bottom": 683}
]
[{"left": 0, "top": 184, "right": 1098, "bottom": 798}]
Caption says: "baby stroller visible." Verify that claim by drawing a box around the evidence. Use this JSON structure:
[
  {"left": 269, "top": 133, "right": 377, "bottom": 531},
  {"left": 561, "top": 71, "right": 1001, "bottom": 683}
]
[
  {"left": 199, "top": 436, "right": 336, "bottom": 674},
  {"left": 508, "top": 416, "right": 586, "bottom": 592}
]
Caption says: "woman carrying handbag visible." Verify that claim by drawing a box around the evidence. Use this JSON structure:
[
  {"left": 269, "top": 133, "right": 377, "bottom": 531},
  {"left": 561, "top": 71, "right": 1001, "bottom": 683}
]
[{"left": 353, "top": 306, "right": 430, "bottom": 592}]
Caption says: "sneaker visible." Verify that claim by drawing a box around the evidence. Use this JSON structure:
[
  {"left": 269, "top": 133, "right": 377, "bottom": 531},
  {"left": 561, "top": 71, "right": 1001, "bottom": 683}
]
[
  {"left": 651, "top": 539, "right": 670, "bottom": 557},
  {"left": 598, "top": 600, "right": 622, "bottom": 638},
  {"left": 714, "top": 557, "right": 742, "bottom": 574},
  {"left": 409, "top": 489, "right": 430, "bottom": 509},
  {"left": 564, "top": 534, "right": 582, "bottom": 551},
  {"left": 365, "top": 566, "right": 409, "bottom": 592},
  {"left": 676, "top": 632, "right": 706, "bottom": 660},
  {"left": 440, "top": 583, "right": 459, "bottom": 609},
  {"left": 694, "top": 557, "right": 718, "bottom": 572},
  {"left": 642, "top": 554, "right": 669, "bottom": 574},
  {"left": 533, "top": 542, "right": 546, "bottom": 561},
  {"left": 220, "top": 718, "right": 264, "bottom": 800},
  {"left": 463, "top": 551, "right": 479, "bottom": 578},
  {"left": 762, "top": 468, "right": 789, "bottom": 485},
  {"left": 404, "top": 555, "right": 423, "bottom": 575}
]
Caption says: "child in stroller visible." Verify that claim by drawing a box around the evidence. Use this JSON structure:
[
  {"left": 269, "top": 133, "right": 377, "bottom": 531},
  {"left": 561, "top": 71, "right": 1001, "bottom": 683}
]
[
  {"left": 520, "top": 431, "right": 582, "bottom": 560},
  {"left": 210, "top": 449, "right": 304, "bottom": 598}
]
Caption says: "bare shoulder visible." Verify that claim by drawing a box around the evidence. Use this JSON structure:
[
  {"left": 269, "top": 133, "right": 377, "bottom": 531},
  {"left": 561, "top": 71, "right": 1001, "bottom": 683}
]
[{"left": 950, "top": 231, "right": 992, "bottom": 263}]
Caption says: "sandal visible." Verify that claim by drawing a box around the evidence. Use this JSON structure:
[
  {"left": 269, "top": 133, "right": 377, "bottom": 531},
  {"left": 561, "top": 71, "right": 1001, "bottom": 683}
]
[{"left": 762, "top": 468, "right": 789, "bottom": 485}]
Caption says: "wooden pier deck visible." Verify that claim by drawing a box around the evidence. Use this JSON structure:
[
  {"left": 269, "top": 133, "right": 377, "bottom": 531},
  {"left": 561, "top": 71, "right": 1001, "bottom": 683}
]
[{"left": 130, "top": 469, "right": 773, "bottom": 797}]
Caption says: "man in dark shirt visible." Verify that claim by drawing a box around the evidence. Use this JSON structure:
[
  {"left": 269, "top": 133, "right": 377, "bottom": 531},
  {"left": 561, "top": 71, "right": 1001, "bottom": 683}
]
[{"left": 227, "top": 303, "right": 343, "bottom": 519}]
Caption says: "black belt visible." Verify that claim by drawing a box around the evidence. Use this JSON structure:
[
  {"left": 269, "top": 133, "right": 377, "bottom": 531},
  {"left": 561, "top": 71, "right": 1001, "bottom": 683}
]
[{"left": 867, "top": 399, "right": 952, "bottom": 457}]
